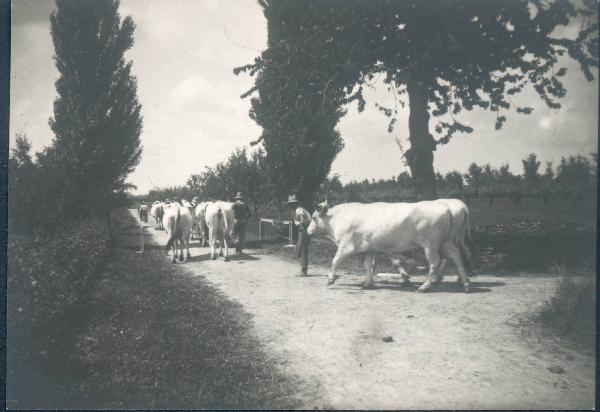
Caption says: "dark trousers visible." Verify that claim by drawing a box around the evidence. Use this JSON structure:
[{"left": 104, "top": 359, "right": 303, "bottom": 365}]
[
  {"left": 297, "top": 226, "right": 310, "bottom": 274},
  {"left": 233, "top": 220, "right": 247, "bottom": 252}
]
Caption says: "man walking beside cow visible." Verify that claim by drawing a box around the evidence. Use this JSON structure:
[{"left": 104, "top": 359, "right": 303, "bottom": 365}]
[
  {"left": 287, "top": 192, "right": 312, "bottom": 277},
  {"left": 232, "top": 192, "right": 251, "bottom": 254},
  {"left": 138, "top": 201, "right": 149, "bottom": 223}
]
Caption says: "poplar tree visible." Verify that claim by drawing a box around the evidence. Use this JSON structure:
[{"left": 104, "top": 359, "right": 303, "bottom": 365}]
[{"left": 49, "top": 0, "right": 142, "bottom": 216}]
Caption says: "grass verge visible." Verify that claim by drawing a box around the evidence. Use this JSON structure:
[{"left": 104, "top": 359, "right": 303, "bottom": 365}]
[
  {"left": 8, "top": 210, "right": 301, "bottom": 409},
  {"left": 537, "top": 276, "right": 596, "bottom": 350}
]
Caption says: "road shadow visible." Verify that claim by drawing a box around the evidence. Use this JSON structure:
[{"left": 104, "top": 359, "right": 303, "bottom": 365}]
[
  {"left": 181, "top": 253, "right": 262, "bottom": 263},
  {"left": 295, "top": 273, "right": 328, "bottom": 278},
  {"left": 336, "top": 280, "right": 506, "bottom": 294},
  {"left": 122, "top": 244, "right": 164, "bottom": 251},
  {"left": 185, "top": 253, "right": 215, "bottom": 262},
  {"left": 227, "top": 253, "right": 260, "bottom": 261}
]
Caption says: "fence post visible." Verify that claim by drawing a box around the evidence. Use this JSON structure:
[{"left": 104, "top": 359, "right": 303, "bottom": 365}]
[{"left": 258, "top": 220, "right": 262, "bottom": 240}]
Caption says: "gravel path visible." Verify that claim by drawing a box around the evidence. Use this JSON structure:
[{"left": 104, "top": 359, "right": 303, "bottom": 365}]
[{"left": 134, "top": 210, "right": 595, "bottom": 409}]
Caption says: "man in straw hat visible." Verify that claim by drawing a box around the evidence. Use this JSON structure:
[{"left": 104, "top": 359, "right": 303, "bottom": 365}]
[
  {"left": 287, "top": 191, "right": 311, "bottom": 276},
  {"left": 232, "top": 192, "right": 251, "bottom": 254}
]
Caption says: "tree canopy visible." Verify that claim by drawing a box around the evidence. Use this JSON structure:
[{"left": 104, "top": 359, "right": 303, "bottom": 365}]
[{"left": 237, "top": 0, "right": 598, "bottom": 199}]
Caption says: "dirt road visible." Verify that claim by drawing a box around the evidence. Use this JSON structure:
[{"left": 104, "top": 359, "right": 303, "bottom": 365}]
[{"left": 135, "top": 210, "right": 594, "bottom": 409}]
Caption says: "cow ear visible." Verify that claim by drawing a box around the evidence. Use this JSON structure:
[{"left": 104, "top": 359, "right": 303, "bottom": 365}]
[{"left": 318, "top": 200, "right": 329, "bottom": 215}]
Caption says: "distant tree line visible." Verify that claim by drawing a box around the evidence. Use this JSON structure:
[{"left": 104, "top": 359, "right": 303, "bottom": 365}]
[
  {"left": 331, "top": 153, "right": 597, "bottom": 205},
  {"left": 140, "top": 150, "right": 596, "bottom": 210},
  {"left": 141, "top": 148, "right": 276, "bottom": 213}
]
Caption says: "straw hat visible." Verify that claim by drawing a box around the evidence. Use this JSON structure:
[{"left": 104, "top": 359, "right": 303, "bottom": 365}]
[
  {"left": 234, "top": 192, "right": 244, "bottom": 201},
  {"left": 286, "top": 194, "right": 301, "bottom": 204}
]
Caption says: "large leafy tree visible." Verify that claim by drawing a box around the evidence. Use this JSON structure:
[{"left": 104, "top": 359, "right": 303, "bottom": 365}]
[
  {"left": 187, "top": 147, "right": 273, "bottom": 210},
  {"left": 238, "top": 0, "right": 598, "bottom": 199},
  {"left": 49, "top": 0, "right": 142, "bottom": 216}
]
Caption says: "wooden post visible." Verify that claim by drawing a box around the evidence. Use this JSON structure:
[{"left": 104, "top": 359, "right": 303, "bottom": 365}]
[{"left": 258, "top": 220, "right": 262, "bottom": 240}]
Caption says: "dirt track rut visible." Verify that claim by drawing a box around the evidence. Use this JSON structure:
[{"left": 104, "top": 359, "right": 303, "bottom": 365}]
[{"left": 134, "top": 210, "right": 594, "bottom": 409}]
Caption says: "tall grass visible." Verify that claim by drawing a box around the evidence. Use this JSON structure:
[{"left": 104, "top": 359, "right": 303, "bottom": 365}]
[{"left": 539, "top": 276, "right": 596, "bottom": 348}]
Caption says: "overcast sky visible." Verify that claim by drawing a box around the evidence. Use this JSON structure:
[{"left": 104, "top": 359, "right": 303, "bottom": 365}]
[{"left": 10, "top": 0, "right": 598, "bottom": 194}]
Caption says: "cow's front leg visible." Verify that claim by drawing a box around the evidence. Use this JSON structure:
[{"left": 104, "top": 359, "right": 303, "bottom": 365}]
[
  {"left": 416, "top": 246, "right": 440, "bottom": 293},
  {"left": 362, "top": 253, "right": 375, "bottom": 289},
  {"left": 328, "top": 246, "right": 351, "bottom": 286},
  {"left": 392, "top": 258, "right": 411, "bottom": 286},
  {"left": 434, "top": 258, "right": 447, "bottom": 283}
]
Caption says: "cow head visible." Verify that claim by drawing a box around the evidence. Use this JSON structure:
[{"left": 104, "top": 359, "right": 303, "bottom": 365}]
[{"left": 307, "top": 200, "right": 331, "bottom": 235}]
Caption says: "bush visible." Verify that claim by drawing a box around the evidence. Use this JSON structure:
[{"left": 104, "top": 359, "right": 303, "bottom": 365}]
[
  {"left": 8, "top": 218, "right": 110, "bottom": 361},
  {"left": 539, "top": 277, "right": 596, "bottom": 347}
]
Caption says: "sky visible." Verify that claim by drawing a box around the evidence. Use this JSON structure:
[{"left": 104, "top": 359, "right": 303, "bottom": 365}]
[{"left": 10, "top": 0, "right": 599, "bottom": 194}]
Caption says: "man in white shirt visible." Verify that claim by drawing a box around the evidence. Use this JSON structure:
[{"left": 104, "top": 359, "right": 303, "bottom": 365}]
[{"left": 287, "top": 193, "right": 311, "bottom": 276}]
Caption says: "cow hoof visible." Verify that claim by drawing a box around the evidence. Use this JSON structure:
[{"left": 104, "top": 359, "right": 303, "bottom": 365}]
[
  {"left": 171, "top": 258, "right": 177, "bottom": 264},
  {"left": 219, "top": 252, "right": 224, "bottom": 257},
  {"left": 224, "top": 257, "right": 230, "bottom": 262},
  {"left": 187, "top": 253, "right": 192, "bottom": 259},
  {"left": 362, "top": 283, "right": 375, "bottom": 290},
  {"left": 463, "top": 283, "right": 470, "bottom": 293},
  {"left": 415, "top": 287, "right": 428, "bottom": 293},
  {"left": 211, "top": 255, "right": 216, "bottom": 260}
]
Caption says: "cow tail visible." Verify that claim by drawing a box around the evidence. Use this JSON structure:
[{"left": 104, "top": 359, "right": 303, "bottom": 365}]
[{"left": 166, "top": 207, "right": 181, "bottom": 252}]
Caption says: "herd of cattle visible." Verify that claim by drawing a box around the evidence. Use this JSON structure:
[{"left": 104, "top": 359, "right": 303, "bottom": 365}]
[
  {"left": 138, "top": 198, "right": 474, "bottom": 293},
  {"left": 138, "top": 199, "right": 237, "bottom": 263}
]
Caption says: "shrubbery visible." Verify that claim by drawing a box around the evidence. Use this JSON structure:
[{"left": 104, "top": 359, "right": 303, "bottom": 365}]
[
  {"left": 8, "top": 218, "right": 110, "bottom": 361},
  {"left": 539, "top": 277, "right": 596, "bottom": 347}
]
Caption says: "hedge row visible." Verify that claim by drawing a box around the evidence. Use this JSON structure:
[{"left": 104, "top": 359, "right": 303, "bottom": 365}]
[{"left": 8, "top": 218, "right": 110, "bottom": 362}]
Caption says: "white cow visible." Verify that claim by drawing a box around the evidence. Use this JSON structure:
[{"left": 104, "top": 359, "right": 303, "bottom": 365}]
[
  {"left": 307, "top": 200, "right": 471, "bottom": 292},
  {"left": 163, "top": 203, "right": 194, "bottom": 263},
  {"left": 390, "top": 198, "right": 473, "bottom": 284},
  {"left": 205, "top": 201, "right": 235, "bottom": 261},
  {"left": 194, "top": 201, "right": 211, "bottom": 246},
  {"left": 150, "top": 202, "right": 165, "bottom": 230}
]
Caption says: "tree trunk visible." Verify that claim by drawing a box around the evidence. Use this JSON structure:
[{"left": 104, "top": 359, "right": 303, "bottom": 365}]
[{"left": 405, "top": 80, "right": 437, "bottom": 200}]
